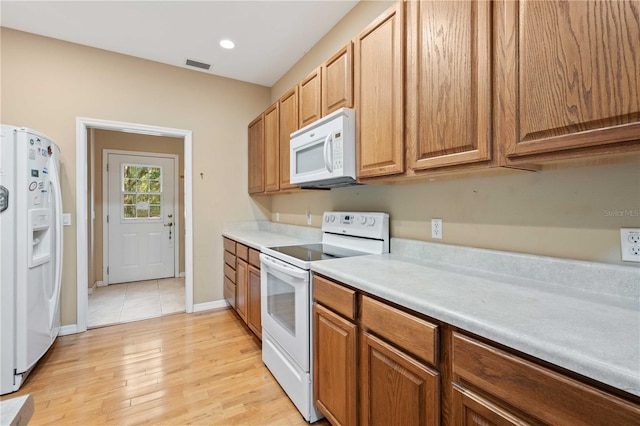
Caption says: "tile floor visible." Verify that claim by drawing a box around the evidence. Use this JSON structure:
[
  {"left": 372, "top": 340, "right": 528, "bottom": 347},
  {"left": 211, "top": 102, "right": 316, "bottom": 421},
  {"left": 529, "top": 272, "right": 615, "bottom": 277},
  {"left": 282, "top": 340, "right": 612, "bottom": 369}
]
[{"left": 88, "top": 277, "right": 185, "bottom": 328}]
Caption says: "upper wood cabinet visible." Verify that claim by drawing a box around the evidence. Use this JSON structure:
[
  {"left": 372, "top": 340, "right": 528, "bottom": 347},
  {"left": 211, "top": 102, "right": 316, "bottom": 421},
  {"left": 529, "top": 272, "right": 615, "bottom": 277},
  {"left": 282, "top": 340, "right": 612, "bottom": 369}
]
[
  {"left": 406, "top": 0, "right": 492, "bottom": 171},
  {"left": 322, "top": 42, "right": 354, "bottom": 116},
  {"left": 299, "top": 68, "right": 322, "bottom": 128},
  {"left": 495, "top": 0, "right": 640, "bottom": 165},
  {"left": 264, "top": 102, "right": 280, "bottom": 192},
  {"left": 247, "top": 114, "right": 264, "bottom": 194},
  {"left": 279, "top": 87, "right": 299, "bottom": 191},
  {"left": 355, "top": 2, "right": 405, "bottom": 179}
]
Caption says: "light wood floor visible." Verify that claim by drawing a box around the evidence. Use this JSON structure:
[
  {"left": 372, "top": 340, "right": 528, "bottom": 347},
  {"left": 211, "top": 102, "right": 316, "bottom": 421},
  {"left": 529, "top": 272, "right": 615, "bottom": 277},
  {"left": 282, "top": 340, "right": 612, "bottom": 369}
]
[{"left": 1, "top": 309, "right": 329, "bottom": 425}]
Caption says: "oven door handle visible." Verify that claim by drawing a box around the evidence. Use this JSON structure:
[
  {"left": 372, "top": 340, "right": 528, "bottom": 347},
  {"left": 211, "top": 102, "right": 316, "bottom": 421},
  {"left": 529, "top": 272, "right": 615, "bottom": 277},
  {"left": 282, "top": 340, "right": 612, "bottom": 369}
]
[{"left": 260, "top": 254, "right": 309, "bottom": 280}]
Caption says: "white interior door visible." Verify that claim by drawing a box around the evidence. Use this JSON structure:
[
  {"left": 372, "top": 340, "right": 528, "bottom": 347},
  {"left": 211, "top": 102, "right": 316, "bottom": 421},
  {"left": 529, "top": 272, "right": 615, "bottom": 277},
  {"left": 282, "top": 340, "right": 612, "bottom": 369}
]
[{"left": 107, "top": 153, "right": 175, "bottom": 284}]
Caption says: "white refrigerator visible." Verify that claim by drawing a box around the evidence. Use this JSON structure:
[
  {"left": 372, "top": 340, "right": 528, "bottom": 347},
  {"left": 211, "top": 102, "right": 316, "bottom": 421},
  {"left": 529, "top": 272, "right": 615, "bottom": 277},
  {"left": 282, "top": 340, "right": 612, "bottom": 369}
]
[{"left": 1, "top": 125, "right": 63, "bottom": 395}]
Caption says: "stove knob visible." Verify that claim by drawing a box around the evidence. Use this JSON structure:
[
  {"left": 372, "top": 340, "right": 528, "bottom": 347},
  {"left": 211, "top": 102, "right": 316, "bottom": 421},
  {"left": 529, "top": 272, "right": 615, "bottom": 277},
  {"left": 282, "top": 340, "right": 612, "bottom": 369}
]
[
  {"left": 330, "top": 215, "right": 336, "bottom": 223},
  {"left": 367, "top": 216, "right": 376, "bottom": 226},
  {"left": 359, "top": 216, "right": 367, "bottom": 225},
  {"left": 324, "top": 215, "right": 330, "bottom": 223}
]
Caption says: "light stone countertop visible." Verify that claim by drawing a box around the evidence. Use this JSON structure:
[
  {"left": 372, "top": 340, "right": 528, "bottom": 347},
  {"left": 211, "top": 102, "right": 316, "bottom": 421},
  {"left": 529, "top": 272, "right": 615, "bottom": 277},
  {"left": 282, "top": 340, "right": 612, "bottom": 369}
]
[
  {"left": 222, "top": 221, "right": 321, "bottom": 250},
  {"left": 311, "top": 253, "right": 640, "bottom": 397},
  {"left": 220, "top": 222, "right": 640, "bottom": 397}
]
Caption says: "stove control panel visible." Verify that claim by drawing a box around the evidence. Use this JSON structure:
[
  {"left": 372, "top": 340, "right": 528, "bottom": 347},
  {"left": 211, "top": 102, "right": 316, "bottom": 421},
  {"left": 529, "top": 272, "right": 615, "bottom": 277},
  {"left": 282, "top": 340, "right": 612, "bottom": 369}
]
[{"left": 322, "top": 211, "right": 389, "bottom": 240}]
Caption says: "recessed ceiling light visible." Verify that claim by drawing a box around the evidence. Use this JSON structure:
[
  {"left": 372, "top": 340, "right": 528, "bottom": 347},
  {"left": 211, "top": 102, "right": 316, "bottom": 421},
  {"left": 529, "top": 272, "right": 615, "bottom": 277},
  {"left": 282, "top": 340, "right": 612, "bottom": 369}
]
[{"left": 220, "top": 39, "right": 235, "bottom": 49}]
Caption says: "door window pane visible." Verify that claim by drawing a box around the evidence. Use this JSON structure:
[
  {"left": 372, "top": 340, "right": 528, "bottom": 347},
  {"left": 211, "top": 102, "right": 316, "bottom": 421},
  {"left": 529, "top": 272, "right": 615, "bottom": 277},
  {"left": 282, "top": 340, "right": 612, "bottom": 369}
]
[{"left": 121, "top": 163, "right": 163, "bottom": 220}]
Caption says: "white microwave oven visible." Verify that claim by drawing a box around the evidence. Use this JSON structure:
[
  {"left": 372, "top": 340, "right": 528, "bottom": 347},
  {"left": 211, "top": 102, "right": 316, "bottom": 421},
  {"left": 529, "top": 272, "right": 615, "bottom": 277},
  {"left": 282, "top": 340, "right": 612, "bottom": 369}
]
[{"left": 290, "top": 107, "right": 357, "bottom": 188}]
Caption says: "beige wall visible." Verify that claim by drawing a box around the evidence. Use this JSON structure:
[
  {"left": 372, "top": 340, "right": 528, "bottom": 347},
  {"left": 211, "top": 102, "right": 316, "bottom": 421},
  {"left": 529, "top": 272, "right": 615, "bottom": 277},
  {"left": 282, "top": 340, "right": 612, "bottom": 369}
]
[
  {"left": 270, "top": 0, "right": 395, "bottom": 102},
  {"left": 1, "top": 28, "right": 272, "bottom": 326},
  {"left": 268, "top": 1, "right": 640, "bottom": 265},
  {"left": 92, "top": 129, "right": 186, "bottom": 285}
]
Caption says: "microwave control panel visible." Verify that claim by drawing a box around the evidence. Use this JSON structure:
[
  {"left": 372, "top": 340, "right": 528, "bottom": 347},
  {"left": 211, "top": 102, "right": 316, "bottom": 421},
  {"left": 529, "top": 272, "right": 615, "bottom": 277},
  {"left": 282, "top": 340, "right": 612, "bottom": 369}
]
[{"left": 332, "top": 130, "right": 343, "bottom": 170}]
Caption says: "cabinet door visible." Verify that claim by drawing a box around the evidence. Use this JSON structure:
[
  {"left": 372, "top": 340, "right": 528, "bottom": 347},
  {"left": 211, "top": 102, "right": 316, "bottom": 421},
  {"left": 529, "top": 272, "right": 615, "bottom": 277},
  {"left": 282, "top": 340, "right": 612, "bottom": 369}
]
[
  {"left": 406, "top": 0, "right": 492, "bottom": 170},
  {"left": 355, "top": 2, "right": 405, "bottom": 179},
  {"left": 248, "top": 114, "right": 264, "bottom": 194},
  {"left": 299, "top": 68, "right": 322, "bottom": 128},
  {"left": 247, "top": 265, "right": 261, "bottom": 340},
  {"left": 313, "top": 303, "right": 357, "bottom": 426},
  {"left": 360, "top": 331, "right": 440, "bottom": 426},
  {"left": 452, "top": 385, "right": 529, "bottom": 426},
  {"left": 235, "top": 258, "right": 248, "bottom": 322},
  {"left": 279, "top": 87, "right": 298, "bottom": 190},
  {"left": 264, "top": 102, "right": 280, "bottom": 192},
  {"left": 496, "top": 0, "right": 640, "bottom": 164},
  {"left": 322, "top": 42, "right": 354, "bottom": 116}
]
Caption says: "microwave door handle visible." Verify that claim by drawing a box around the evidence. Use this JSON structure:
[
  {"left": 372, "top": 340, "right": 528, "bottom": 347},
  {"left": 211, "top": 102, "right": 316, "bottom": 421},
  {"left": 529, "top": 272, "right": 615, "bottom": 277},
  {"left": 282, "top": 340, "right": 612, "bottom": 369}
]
[{"left": 323, "top": 133, "right": 333, "bottom": 173}]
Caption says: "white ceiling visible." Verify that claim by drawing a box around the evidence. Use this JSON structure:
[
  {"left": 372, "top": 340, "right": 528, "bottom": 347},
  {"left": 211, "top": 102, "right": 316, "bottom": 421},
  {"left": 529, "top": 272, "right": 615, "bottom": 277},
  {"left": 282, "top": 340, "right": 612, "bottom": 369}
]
[{"left": 0, "top": 0, "right": 359, "bottom": 87}]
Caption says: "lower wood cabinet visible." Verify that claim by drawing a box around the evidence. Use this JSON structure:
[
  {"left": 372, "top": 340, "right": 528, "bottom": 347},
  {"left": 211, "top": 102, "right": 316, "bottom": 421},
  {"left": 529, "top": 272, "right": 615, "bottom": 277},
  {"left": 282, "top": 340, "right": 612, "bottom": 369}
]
[
  {"left": 360, "top": 331, "right": 439, "bottom": 426},
  {"left": 313, "top": 303, "right": 358, "bottom": 426},
  {"left": 235, "top": 258, "right": 248, "bottom": 322},
  {"left": 451, "top": 332, "right": 640, "bottom": 425},
  {"left": 312, "top": 274, "right": 640, "bottom": 426},
  {"left": 313, "top": 275, "right": 438, "bottom": 426},
  {"left": 452, "top": 385, "right": 527, "bottom": 426},
  {"left": 222, "top": 237, "right": 261, "bottom": 340},
  {"left": 247, "top": 264, "right": 261, "bottom": 339}
]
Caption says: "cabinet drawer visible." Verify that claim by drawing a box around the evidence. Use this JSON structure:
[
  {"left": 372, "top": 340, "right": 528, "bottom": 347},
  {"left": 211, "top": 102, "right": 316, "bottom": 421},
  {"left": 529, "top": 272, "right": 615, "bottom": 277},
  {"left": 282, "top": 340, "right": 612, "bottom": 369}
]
[
  {"left": 361, "top": 295, "right": 438, "bottom": 366},
  {"left": 224, "top": 251, "right": 236, "bottom": 268},
  {"left": 237, "top": 244, "right": 249, "bottom": 261},
  {"left": 224, "top": 264, "right": 236, "bottom": 282},
  {"left": 452, "top": 332, "right": 640, "bottom": 425},
  {"left": 249, "top": 248, "right": 261, "bottom": 268},
  {"left": 224, "top": 277, "right": 236, "bottom": 309},
  {"left": 313, "top": 275, "right": 356, "bottom": 320},
  {"left": 223, "top": 237, "right": 236, "bottom": 254}
]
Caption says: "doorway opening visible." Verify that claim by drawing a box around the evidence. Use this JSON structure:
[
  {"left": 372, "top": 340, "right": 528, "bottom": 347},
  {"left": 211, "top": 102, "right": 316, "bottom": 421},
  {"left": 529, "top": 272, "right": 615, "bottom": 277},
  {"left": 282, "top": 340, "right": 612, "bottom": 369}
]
[
  {"left": 90, "top": 145, "right": 183, "bottom": 328},
  {"left": 76, "top": 118, "right": 193, "bottom": 333}
]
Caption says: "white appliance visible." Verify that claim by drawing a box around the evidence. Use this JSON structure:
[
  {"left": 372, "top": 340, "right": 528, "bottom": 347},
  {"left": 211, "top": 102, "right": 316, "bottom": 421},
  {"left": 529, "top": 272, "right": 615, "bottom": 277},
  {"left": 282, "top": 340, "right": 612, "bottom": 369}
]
[
  {"left": 1, "top": 125, "right": 63, "bottom": 395},
  {"left": 261, "top": 212, "right": 389, "bottom": 422},
  {"left": 290, "top": 107, "right": 357, "bottom": 189}
]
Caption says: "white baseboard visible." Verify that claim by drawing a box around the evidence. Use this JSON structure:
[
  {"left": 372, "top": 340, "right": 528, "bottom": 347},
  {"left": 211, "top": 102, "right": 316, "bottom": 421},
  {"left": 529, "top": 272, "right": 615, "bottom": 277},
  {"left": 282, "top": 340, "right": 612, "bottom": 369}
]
[
  {"left": 193, "top": 299, "right": 229, "bottom": 312},
  {"left": 88, "top": 280, "right": 102, "bottom": 295},
  {"left": 178, "top": 272, "right": 185, "bottom": 278},
  {"left": 58, "top": 324, "right": 79, "bottom": 336}
]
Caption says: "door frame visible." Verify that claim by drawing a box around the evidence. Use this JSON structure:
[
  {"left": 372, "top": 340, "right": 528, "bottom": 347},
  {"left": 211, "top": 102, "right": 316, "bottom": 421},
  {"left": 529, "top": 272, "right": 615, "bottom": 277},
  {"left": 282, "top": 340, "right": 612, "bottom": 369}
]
[
  {"left": 76, "top": 117, "right": 193, "bottom": 333},
  {"left": 102, "top": 149, "right": 180, "bottom": 285}
]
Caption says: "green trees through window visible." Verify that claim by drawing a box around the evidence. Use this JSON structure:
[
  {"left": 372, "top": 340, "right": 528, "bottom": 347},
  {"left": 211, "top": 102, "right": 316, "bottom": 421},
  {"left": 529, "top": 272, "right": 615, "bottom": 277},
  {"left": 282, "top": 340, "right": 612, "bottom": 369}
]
[{"left": 122, "top": 164, "right": 162, "bottom": 219}]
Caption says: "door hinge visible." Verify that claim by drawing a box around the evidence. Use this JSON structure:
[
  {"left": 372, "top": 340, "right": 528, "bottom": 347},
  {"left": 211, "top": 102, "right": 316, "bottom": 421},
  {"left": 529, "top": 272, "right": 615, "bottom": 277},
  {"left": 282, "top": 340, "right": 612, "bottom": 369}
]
[
  {"left": 107, "top": 266, "right": 109, "bottom": 275},
  {"left": 107, "top": 215, "right": 109, "bottom": 223},
  {"left": 106, "top": 163, "right": 109, "bottom": 172}
]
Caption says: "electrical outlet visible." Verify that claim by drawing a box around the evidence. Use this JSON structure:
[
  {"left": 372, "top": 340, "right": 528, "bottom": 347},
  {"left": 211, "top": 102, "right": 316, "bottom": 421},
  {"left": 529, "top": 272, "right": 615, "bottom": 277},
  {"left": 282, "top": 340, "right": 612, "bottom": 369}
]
[
  {"left": 620, "top": 228, "right": 640, "bottom": 262},
  {"left": 275, "top": 212, "right": 280, "bottom": 222},
  {"left": 432, "top": 218, "right": 443, "bottom": 239},
  {"left": 306, "top": 211, "right": 312, "bottom": 225}
]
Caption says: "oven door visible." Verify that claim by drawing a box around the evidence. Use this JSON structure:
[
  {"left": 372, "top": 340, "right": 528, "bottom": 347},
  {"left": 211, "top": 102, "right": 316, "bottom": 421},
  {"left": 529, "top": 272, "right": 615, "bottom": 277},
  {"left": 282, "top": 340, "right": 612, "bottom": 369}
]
[{"left": 260, "top": 254, "right": 310, "bottom": 370}]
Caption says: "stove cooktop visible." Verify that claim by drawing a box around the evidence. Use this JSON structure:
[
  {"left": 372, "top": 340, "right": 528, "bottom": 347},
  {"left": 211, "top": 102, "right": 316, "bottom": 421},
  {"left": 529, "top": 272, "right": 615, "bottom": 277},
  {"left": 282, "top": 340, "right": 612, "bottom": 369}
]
[{"left": 266, "top": 243, "right": 369, "bottom": 262}]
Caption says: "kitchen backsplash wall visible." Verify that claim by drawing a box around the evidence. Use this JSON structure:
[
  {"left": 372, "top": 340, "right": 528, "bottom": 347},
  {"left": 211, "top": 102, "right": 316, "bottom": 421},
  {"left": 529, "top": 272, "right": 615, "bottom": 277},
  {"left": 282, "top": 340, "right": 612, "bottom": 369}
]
[{"left": 270, "top": 161, "right": 640, "bottom": 265}]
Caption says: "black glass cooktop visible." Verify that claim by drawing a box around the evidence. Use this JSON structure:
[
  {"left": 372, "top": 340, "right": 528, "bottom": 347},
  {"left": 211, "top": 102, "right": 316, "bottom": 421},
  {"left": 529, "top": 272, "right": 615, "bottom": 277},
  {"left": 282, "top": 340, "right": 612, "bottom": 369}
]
[{"left": 268, "top": 243, "right": 368, "bottom": 262}]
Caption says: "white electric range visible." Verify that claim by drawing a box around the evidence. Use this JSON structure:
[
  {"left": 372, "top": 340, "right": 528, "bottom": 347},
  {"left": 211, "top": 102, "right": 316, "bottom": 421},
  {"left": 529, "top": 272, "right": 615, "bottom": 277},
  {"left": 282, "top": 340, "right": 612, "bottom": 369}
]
[{"left": 260, "top": 211, "right": 390, "bottom": 422}]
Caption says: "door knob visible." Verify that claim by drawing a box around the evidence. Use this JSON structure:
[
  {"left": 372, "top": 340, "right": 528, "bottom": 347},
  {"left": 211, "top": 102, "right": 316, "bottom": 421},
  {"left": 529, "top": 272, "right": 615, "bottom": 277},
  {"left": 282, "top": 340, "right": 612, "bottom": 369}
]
[
  {"left": 164, "top": 222, "right": 173, "bottom": 227},
  {"left": 168, "top": 214, "right": 173, "bottom": 218}
]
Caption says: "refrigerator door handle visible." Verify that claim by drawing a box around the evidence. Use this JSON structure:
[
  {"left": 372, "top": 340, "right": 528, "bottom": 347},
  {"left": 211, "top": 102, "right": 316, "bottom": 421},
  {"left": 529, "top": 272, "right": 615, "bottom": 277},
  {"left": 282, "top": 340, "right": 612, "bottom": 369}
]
[{"left": 48, "top": 156, "right": 63, "bottom": 330}]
